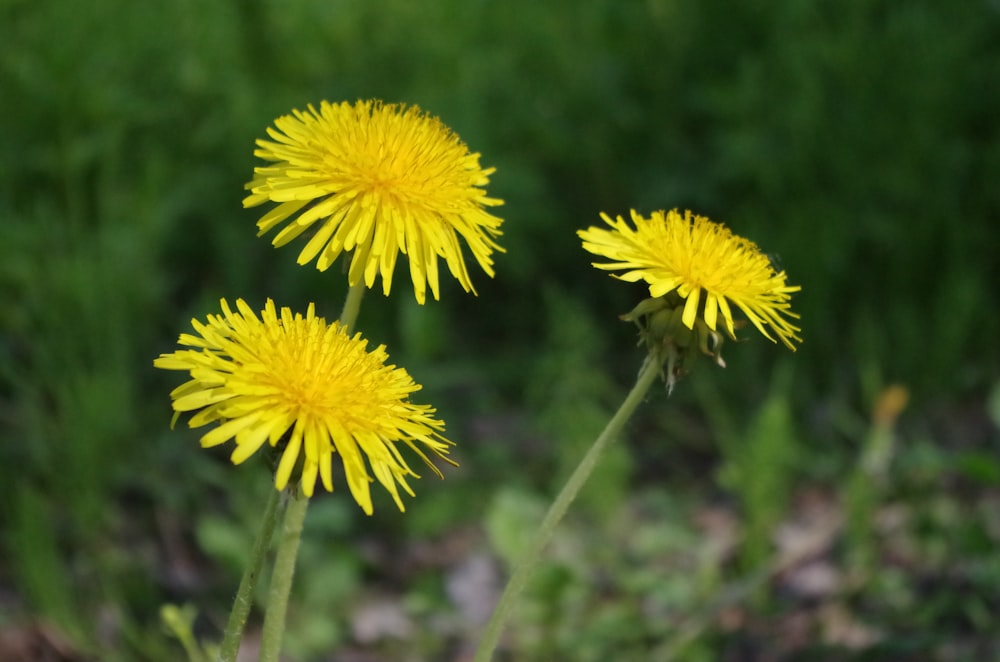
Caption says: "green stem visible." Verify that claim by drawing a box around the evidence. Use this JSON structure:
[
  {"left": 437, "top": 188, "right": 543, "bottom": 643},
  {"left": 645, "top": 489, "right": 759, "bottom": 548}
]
[
  {"left": 256, "top": 283, "right": 367, "bottom": 662},
  {"left": 258, "top": 491, "right": 309, "bottom": 662},
  {"left": 339, "top": 283, "right": 366, "bottom": 334},
  {"left": 473, "top": 355, "right": 663, "bottom": 662},
  {"left": 215, "top": 488, "right": 282, "bottom": 662}
]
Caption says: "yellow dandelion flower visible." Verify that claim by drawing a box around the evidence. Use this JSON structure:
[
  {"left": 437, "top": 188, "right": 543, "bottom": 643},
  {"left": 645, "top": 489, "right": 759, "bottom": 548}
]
[
  {"left": 243, "top": 100, "right": 505, "bottom": 304},
  {"left": 153, "top": 298, "right": 455, "bottom": 515},
  {"left": 578, "top": 209, "right": 802, "bottom": 350}
]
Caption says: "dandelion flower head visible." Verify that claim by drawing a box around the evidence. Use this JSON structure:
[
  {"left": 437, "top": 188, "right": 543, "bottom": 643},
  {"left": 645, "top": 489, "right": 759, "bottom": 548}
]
[
  {"left": 578, "top": 209, "right": 801, "bottom": 349},
  {"left": 244, "top": 100, "right": 505, "bottom": 304},
  {"left": 154, "top": 298, "right": 454, "bottom": 514}
]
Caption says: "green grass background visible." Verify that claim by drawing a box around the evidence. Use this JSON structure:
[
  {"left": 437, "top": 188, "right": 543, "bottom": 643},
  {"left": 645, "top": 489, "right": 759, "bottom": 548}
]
[{"left": 2, "top": 0, "right": 999, "bottom": 660}]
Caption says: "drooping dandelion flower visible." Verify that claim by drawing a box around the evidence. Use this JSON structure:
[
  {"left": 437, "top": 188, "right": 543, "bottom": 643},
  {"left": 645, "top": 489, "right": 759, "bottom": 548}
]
[
  {"left": 579, "top": 209, "right": 802, "bottom": 350},
  {"left": 243, "top": 100, "right": 505, "bottom": 304},
  {"left": 153, "top": 298, "right": 454, "bottom": 514}
]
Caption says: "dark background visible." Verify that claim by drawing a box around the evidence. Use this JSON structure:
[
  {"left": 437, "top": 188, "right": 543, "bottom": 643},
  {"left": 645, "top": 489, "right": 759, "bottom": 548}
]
[{"left": 2, "top": 1, "right": 999, "bottom": 659}]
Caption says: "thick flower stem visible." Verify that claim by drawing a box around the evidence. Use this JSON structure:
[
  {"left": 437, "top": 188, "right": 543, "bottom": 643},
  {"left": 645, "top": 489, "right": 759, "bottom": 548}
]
[
  {"left": 473, "top": 355, "right": 663, "bottom": 662},
  {"left": 258, "top": 491, "right": 309, "bottom": 662},
  {"left": 215, "top": 487, "right": 282, "bottom": 662},
  {"left": 256, "top": 283, "right": 367, "bottom": 662},
  {"left": 339, "top": 283, "right": 366, "bottom": 334}
]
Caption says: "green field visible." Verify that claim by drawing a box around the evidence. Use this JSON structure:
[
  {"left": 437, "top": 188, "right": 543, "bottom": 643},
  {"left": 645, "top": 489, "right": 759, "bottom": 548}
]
[{"left": 2, "top": 1, "right": 999, "bottom": 660}]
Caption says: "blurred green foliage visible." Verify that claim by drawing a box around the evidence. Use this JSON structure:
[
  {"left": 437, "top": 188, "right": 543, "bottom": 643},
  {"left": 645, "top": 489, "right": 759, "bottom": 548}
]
[{"left": 2, "top": 0, "right": 999, "bottom": 659}]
